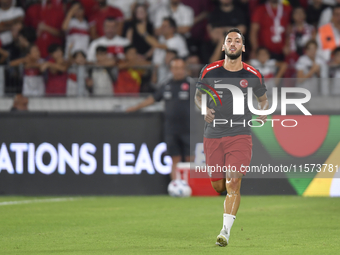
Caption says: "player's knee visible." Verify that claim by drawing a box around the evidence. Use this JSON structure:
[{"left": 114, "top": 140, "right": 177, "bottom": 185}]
[
  {"left": 211, "top": 180, "right": 226, "bottom": 193},
  {"left": 226, "top": 178, "right": 241, "bottom": 193}
]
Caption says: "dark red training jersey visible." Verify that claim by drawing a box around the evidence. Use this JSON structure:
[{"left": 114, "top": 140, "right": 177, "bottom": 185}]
[{"left": 196, "top": 60, "right": 267, "bottom": 138}]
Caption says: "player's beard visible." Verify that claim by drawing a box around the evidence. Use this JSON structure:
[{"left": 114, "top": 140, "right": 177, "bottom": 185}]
[{"left": 225, "top": 48, "right": 243, "bottom": 60}]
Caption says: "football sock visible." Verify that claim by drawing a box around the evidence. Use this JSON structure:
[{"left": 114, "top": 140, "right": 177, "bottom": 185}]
[{"left": 222, "top": 213, "right": 236, "bottom": 234}]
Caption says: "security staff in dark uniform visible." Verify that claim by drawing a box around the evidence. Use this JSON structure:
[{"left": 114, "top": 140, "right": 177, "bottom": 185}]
[{"left": 126, "top": 58, "right": 191, "bottom": 180}]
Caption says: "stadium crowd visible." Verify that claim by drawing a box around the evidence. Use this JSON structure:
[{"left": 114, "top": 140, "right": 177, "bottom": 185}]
[{"left": 1, "top": 0, "right": 340, "bottom": 97}]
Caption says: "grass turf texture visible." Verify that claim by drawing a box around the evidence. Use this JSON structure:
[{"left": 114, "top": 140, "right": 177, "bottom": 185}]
[{"left": 0, "top": 196, "right": 339, "bottom": 255}]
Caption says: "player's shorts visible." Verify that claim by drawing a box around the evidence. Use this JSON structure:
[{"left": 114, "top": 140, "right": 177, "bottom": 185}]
[
  {"left": 203, "top": 134, "right": 252, "bottom": 182},
  {"left": 165, "top": 133, "right": 190, "bottom": 157}
]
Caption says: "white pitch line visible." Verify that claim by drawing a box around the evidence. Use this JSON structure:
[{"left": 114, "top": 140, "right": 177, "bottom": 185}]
[{"left": 0, "top": 197, "right": 78, "bottom": 206}]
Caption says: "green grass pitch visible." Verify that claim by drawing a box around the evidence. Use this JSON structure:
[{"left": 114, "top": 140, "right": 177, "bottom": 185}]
[{"left": 0, "top": 196, "right": 339, "bottom": 255}]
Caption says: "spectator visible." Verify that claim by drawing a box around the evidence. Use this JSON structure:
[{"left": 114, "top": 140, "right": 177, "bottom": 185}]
[
  {"left": 296, "top": 40, "right": 325, "bottom": 96},
  {"left": 78, "top": 0, "right": 99, "bottom": 19},
  {"left": 317, "top": 5, "right": 340, "bottom": 62},
  {"left": 87, "top": 46, "right": 116, "bottom": 95},
  {"left": 250, "top": 0, "right": 292, "bottom": 61},
  {"left": 140, "top": 0, "right": 169, "bottom": 24},
  {"left": 107, "top": 0, "right": 135, "bottom": 20},
  {"left": 181, "top": 0, "right": 210, "bottom": 45},
  {"left": 24, "top": 0, "right": 41, "bottom": 30},
  {"left": 328, "top": 46, "right": 340, "bottom": 95},
  {"left": 124, "top": 4, "right": 154, "bottom": 60},
  {"left": 115, "top": 46, "right": 151, "bottom": 94},
  {"left": 0, "top": 0, "right": 24, "bottom": 47},
  {"left": 319, "top": 0, "right": 340, "bottom": 28},
  {"left": 143, "top": 18, "right": 188, "bottom": 66},
  {"left": 0, "top": 0, "right": 24, "bottom": 33},
  {"left": 154, "top": 0, "right": 194, "bottom": 36},
  {"left": 87, "top": 17, "right": 130, "bottom": 62},
  {"left": 10, "top": 45, "right": 45, "bottom": 96},
  {"left": 5, "top": 26, "right": 35, "bottom": 62},
  {"left": 10, "top": 94, "right": 28, "bottom": 111},
  {"left": 200, "top": 22, "right": 225, "bottom": 64},
  {"left": 66, "top": 50, "right": 88, "bottom": 96},
  {"left": 208, "top": 0, "right": 247, "bottom": 36},
  {"left": 286, "top": 7, "right": 315, "bottom": 58},
  {"left": 249, "top": 47, "right": 287, "bottom": 95},
  {"left": 62, "top": 3, "right": 90, "bottom": 58},
  {"left": 41, "top": 44, "right": 69, "bottom": 95},
  {"left": 306, "top": 0, "right": 329, "bottom": 28},
  {"left": 89, "top": 0, "right": 124, "bottom": 39},
  {"left": 35, "top": 0, "right": 64, "bottom": 58}
]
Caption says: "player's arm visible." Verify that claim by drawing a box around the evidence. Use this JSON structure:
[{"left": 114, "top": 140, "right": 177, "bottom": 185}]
[
  {"left": 126, "top": 96, "right": 155, "bottom": 112},
  {"left": 255, "top": 93, "right": 268, "bottom": 124}
]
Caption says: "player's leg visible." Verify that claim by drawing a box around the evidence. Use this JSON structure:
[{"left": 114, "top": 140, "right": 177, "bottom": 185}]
[
  {"left": 211, "top": 178, "right": 226, "bottom": 193},
  {"left": 216, "top": 155, "right": 244, "bottom": 247},
  {"left": 224, "top": 171, "right": 243, "bottom": 215},
  {"left": 203, "top": 137, "right": 225, "bottom": 190},
  {"left": 216, "top": 135, "right": 252, "bottom": 247}
]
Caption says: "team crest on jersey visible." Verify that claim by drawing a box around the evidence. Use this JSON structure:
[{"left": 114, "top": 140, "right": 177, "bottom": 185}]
[
  {"left": 181, "top": 83, "right": 189, "bottom": 91},
  {"left": 240, "top": 79, "right": 248, "bottom": 88}
]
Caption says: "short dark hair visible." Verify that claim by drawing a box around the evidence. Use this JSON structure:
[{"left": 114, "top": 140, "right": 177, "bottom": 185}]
[
  {"left": 225, "top": 28, "right": 245, "bottom": 45},
  {"left": 72, "top": 50, "right": 86, "bottom": 59},
  {"left": 95, "top": 46, "right": 107, "bottom": 54},
  {"left": 48, "top": 44, "right": 62, "bottom": 54},
  {"left": 166, "top": 49, "right": 178, "bottom": 57},
  {"left": 170, "top": 57, "right": 185, "bottom": 66},
  {"left": 304, "top": 39, "right": 317, "bottom": 50},
  {"left": 104, "top": 17, "right": 117, "bottom": 23},
  {"left": 163, "top": 17, "right": 177, "bottom": 30}
]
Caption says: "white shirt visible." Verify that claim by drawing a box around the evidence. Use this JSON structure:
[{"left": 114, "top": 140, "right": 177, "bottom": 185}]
[
  {"left": 318, "top": 7, "right": 332, "bottom": 28},
  {"left": 65, "top": 18, "right": 90, "bottom": 57},
  {"left": 0, "top": 7, "right": 24, "bottom": 22},
  {"left": 249, "top": 59, "right": 277, "bottom": 79},
  {"left": 152, "top": 34, "right": 189, "bottom": 65},
  {"left": 0, "top": 31, "right": 13, "bottom": 46},
  {"left": 154, "top": 3, "right": 194, "bottom": 29},
  {"left": 295, "top": 55, "right": 325, "bottom": 96},
  {"left": 107, "top": 0, "right": 135, "bottom": 19},
  {"left": 87, "top": 36, "right": 130, "bottom": 62},
  {"left": 144, "top": 0, "right": 169, "bottom": 23},
  {"left": 250, "top": 59, "right": 277, "bottom": 94}
]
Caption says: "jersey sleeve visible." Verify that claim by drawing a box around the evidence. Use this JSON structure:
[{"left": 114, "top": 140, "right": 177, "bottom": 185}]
[
  {"left": 152, "top": 84, "right": 165, "bottom": 102},
  {"left": 196, "top": 64, "right": 209, "bottom": 92},
  {"left": 253, "top": 71, "right": 267, "bottom": 98}
]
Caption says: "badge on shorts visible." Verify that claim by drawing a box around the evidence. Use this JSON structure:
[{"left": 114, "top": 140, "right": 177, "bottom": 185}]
[{"left": 240, "top": 79, "right": 248, "bottom": 88}]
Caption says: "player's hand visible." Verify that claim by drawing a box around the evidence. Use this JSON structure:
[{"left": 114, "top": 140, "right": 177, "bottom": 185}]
[
  {"left": 255, "top": 115, "right": 267, "bottom": 124},
  {"left": 204, "top": 108, "right": 215, "bottom": 123}
]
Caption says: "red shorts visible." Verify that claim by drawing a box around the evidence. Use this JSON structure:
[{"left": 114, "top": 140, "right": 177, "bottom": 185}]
[{"left": 203, "top": 135, "right": 252, "bottom": 182}]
